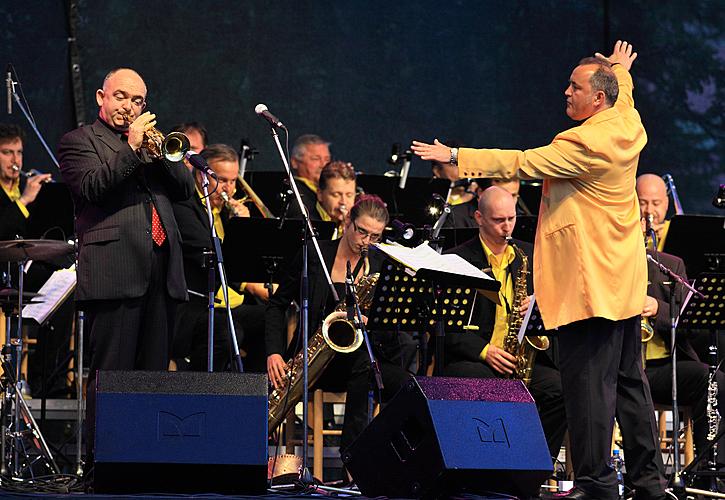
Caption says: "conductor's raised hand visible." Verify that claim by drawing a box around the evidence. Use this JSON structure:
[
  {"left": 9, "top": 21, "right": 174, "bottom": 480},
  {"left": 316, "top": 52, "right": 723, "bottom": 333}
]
[
  {"left": 411, "top": 139, "right": 452, "bottom": 164},
  {"left": 595, "top": 40, "right": 638, "bottom": 71}
]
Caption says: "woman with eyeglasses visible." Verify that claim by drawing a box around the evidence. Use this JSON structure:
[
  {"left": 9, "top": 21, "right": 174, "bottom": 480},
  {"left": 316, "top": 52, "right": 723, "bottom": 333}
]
[{"left": 265, "top": 194, "right": 412, "bottom": 455}]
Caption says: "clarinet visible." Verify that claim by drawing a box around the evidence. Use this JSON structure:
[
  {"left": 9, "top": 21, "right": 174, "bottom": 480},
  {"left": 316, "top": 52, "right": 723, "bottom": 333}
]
[{"left": 706, "top": 331, "right": 721, "bottom": 473}]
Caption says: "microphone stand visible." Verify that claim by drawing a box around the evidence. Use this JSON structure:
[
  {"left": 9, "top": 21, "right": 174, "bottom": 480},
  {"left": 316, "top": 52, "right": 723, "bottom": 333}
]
[
  {"left": 199, "top": 171, "right": 243, "bottom": 372},
  {"left": 646, "top": 253, "right": 704, "bottom": 493},
  {"left": 7, "top": 69, "right": 59, "bottom": 168},
  {"left": 346, "top": 261, "right": 383, "bottom": 424},
  {"left": 264, "top": 124, "right": 338, "bottom": 484},
  {"left": 429, "top": 194, "right": 451, "bottom": 253}
]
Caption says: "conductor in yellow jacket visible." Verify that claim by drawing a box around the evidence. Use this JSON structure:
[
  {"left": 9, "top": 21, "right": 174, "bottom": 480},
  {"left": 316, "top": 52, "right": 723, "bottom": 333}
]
[{"left": 412, "top": 41, "right": 666, "bottom": 500}]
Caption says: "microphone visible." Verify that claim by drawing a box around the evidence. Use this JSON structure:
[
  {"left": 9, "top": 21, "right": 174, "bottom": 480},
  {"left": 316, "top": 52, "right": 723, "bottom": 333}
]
[
  {"left": 184, "top": 151, "right": 218, "bottom": 178},
  {"left": 6, "top": 65, "right": 12, "bottom": 115},
  {"left": 398, "top": 149, "right": 412, "bottom": 189},
  {"left": 345, "top": 261, "right": 355, "bottom": 322},
  {"left": 254, "top": 104, "right": 286, "bottom": 129}
]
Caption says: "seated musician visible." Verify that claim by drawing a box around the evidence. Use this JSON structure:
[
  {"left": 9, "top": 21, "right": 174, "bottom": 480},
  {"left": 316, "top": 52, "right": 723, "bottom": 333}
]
[
  {"left": 285, "top": 134, "right": 331, "bottom": 219},
  {"left": 312, "top": 160, "right": 356, "bottom": 238},
  {"left": 0, "top": 123, "right": 52, "bottom": 240},
  {"left": 443, "top": 186, "right": 565, "bottom": 459},
  {"left": 172, "top": 143, "right": 269, "bottom": 372},
  {"left": 266, "top": 195, "right": 411, "bottom": 451},
  {"left": 638, "top": 202, "right": 725, "bottom": 466},
  {"left": 637, "top": 173, "right": 671, "bottom": 251}
]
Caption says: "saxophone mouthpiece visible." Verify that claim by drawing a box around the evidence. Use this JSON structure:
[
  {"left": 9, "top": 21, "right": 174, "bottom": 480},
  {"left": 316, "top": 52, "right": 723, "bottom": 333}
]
[
  {"left": 11, "top": 165, "right": 19, "bottom": 172},
  {"left": 505, "top": 235, "right": 513, "bottom": 243},
  {"left": 220, "top": 192, "right": 230, "bottom": 202}
]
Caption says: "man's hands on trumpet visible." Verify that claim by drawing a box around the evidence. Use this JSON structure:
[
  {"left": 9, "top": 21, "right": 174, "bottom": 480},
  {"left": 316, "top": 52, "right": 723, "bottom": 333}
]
[
  {"left": 126, "top": 111, "right": 157, "bottom": 151},
  {"left": 18, "top": 173, "right": 52, "bottom": 206}
]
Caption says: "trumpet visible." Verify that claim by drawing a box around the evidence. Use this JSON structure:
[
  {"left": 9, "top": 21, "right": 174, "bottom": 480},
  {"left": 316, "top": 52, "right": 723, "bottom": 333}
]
[{"left": 120, "top": 112, "right": 189, "bottom": 162}]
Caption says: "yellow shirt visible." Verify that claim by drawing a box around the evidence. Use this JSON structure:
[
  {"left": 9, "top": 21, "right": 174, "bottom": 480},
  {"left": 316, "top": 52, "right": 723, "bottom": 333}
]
[
  {"left": 315, "top": 202, "right": 345, "bottom": 239},
  {"left": 195, "top": 187, "right": 245, "bottom": 309},
  {"left": 297, "top": 176, "right": 318, "bottom": 194},
  {"left": 478, "top": 238, "right": 516, "bottom": 361},
  {"left": 645, "top": 219, "right": 670, "bottom": 252},
  {"left": 1, "top": 179, "right": 29, "bottom": 218},
  {"left": 459, "top": 64, "right": 647, "bottom": 329}
]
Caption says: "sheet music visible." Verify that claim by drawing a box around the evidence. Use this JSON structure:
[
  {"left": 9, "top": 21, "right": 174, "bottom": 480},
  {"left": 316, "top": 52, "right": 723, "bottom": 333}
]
[
  {"left": 675, "top": 279, "right": 696, "bottom": 329},
  {"left": 21, "top": 266, "right": 76, "bottom": 325},
  {"left": 375, "top": 242, "right": 495, "bottom": 281},
  {"left": 517, "top": 293, "right": 536, "bottom": 343}
]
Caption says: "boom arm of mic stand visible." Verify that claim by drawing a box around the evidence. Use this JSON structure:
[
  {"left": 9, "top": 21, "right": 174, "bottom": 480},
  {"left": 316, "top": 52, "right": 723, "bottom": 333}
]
[{"left": 12, "top": 91, "right": 59, "bottom": 168}]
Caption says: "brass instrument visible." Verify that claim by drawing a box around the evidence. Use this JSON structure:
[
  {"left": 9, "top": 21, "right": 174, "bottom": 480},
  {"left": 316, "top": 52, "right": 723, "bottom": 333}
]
[
  {"left": 121, "top": 112, "right": 190, "bottom": 162},
  {"left": 641, "top": 317, "right": 654, "bottom": 342},
  {"left": 220, "top": 192, "right": 247, "bottom": 218},
  {"left": 502, "top": 242, "right": 549, "bottom": 386},
  {"left": 268, "top": 273, "right": 379, "bottom": 434},
  {"left": 237, "top": 175, "right": 275, "bottom": 219}
]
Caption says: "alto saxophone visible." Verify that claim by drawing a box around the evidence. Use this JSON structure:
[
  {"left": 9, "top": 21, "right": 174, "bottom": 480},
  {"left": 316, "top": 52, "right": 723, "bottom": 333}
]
[
  {"left": 268, "top": 273, "right": 379, "bottom": 434},
  {"left": 502, "top": 242, "right": 549, "bottom": 386}
]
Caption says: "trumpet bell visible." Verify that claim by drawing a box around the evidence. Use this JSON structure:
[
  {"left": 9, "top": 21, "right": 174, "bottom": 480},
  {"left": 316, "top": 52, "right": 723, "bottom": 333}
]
[{"left": 162, "top": 131, "right": 190, "bottom": 162}]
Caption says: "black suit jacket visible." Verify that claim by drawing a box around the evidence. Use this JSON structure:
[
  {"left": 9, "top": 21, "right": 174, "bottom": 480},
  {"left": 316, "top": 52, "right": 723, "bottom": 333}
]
[
  {"left": 265, "top": 239, "right": 385, "bottom": 358},
  {"left": 285, "top": 177, "right": 319, "bottom": 220},
  {"left": 444, "top": 236, "right": 546, "bottom": 365},
  {"left": 0, "top": 185, "right": 28, "bottom": 241},
  {"left": 647, "top": 249, "right": 699, "bottom": 362},
  {"left": 58, "top": 119, "right": 194, "bottom": 302}
]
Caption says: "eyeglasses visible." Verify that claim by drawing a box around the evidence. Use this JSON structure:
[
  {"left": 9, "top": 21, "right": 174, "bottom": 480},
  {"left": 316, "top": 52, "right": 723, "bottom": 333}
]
[{"left": 352, "top": 221, "right": 382, "bottom": 243}]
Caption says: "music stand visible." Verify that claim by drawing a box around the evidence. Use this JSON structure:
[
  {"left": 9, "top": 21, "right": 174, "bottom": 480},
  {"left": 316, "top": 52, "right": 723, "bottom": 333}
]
[
  {"left": 242, "top": 171, "right": 287, "bottom": 215},
  {"left": 25, "top": 183, "right": 75, "bottom": 241},
  {"left": 372, "top": 243, "right": 499, "bottom": 375},
  {"left": 663, "top": 215, "right": 725, "bottom": 278},
  {"left": 221, "top": 218, "right": 335, "bottom": 289}
]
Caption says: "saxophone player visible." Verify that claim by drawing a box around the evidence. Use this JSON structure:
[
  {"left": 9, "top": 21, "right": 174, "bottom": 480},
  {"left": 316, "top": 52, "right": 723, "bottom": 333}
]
[
  {"left": 265, "top": 195, "right": 411, "bottom": 452},
  {"left": 443, "top": 186, "right": 566, "bottom": 460}
]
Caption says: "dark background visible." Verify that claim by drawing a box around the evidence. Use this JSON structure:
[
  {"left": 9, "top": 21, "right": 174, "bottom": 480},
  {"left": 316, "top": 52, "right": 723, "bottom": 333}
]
[{"left": 1, "top": 0, "right": 722, "bottom": 215}]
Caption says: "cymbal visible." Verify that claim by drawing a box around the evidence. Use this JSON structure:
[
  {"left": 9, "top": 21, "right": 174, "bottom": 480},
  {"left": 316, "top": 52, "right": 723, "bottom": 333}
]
[
  {"left": 0, "top": 288, "right": 40, "bottom": 300},
  {"left": 0, "top": 239, "right": 74, "bottom": 262}
]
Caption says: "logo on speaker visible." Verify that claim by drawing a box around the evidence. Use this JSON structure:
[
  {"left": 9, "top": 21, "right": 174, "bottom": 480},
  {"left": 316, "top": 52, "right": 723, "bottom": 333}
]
[
  {"left": 158, "top": 411, "right": 206, "bottom": 440},
  {"left": 473, "top": 417, "right": 510, "bottom": 447}
]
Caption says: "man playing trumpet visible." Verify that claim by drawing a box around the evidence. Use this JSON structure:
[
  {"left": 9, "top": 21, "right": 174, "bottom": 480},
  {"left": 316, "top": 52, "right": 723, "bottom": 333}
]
[{"left": 58, "top": 68, "right": 194, "bottom": 393}]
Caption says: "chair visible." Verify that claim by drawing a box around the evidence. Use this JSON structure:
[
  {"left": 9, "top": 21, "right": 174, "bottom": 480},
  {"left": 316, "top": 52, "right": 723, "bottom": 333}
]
[
  {"left": 310, "top": 389, "right": 346, "bottom": 482},
  {"left": 655, "top": 404, "right": 694, "bottom": 466}
]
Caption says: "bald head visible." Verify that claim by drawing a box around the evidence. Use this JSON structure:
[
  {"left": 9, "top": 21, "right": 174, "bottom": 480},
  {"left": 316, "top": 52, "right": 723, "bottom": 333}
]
[
  {"left": 636, "top": 173, "right": 669, "bottom": 224},
  {"left": 475, "top": 186, "right": 517, "bottom": 252},
  {"left": 96, "top": 68, "right": 147, "bottom": 130}
]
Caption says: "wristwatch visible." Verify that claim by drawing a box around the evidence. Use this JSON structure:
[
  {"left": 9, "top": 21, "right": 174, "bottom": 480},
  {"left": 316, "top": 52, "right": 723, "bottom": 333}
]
[{"left": 450, "top": 147, "right": 459, "bottom": 166}]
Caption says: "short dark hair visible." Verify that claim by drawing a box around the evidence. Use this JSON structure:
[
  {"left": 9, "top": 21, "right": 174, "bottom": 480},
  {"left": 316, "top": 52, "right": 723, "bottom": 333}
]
[
  {"left": 319, "top": 161, "right": 356, "bottom": 191},
  {"left": 200, "top": 143, "right": 238, "bottom": 164},
  {"left": 350, "top": 194, "right": 389, "bottom": 226},
  {"left": 577, "top": 57, "right": 619, "bottom": 106},
  {"left": 0, "top": 124, "right": 24, "bottom": 144},
  {"left": 171, "top": 122, "right": 209, "bottom": 147},
  {"left": 292, "top": 134, "right": 330, "bottom": 160}
]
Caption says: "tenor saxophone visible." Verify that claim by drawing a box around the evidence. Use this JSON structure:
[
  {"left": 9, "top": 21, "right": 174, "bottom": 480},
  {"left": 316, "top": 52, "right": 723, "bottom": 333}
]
[
  {"left": 501, "top": 242, "right": 549, "bottom": 386},
  {"left": 268, "top": 273, "right": 379, "bottom": 434}
]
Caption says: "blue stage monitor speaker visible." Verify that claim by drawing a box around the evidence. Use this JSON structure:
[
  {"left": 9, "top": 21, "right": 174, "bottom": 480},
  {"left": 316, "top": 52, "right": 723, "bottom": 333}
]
[
  {"left": 93, "top": 370, "right": 267, "bottom": 494},
  {"left": 343, "top": 376, "right": 552, "bottom": 498}
]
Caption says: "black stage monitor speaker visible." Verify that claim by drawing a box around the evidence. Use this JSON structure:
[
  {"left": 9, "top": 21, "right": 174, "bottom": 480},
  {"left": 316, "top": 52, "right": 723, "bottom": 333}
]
[
  {"left": 343, "top": 376, "right": 552, "bottom": 498},
  {"left": 93, "top": 370, "right": 267, "bottom": 494}
]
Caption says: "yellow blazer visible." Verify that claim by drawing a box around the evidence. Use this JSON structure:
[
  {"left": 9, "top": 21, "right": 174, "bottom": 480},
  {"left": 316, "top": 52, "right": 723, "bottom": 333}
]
[{"left": 458, "top": 65, "right": 647, "bottom": 329}]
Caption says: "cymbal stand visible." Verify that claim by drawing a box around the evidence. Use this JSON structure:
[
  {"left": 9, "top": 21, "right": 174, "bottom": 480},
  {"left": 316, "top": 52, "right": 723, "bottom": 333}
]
[{"left": 0, "top": 259, "right": 58, "bottom": 481}]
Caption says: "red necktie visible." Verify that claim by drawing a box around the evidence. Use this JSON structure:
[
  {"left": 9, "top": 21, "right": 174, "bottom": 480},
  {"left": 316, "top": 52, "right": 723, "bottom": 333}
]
[{"left": 151, "top": 204, "right": 166, "bottom": 246}]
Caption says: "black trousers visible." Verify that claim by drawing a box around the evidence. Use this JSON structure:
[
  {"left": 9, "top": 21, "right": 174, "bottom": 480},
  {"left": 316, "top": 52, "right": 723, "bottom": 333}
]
[
  {"left": 316, "top": 331, "right": 412, "bottom": 451},
  {"left": 83, "top": 245, "right": 176, "bottom": 468},
  {"left": 558, "top": 316, "right": 666, "bottom": 500},
  {"left": 647, "top": 357, "right": 725, "bottom": 460},
  {"left": 442, "top": 358, "right": 567, "bottom": 459}
]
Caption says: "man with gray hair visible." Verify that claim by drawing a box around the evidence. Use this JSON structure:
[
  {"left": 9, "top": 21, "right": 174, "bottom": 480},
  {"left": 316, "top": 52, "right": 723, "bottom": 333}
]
[{"left": 285, "top": 134, "right": 331, "bottom": 219}]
